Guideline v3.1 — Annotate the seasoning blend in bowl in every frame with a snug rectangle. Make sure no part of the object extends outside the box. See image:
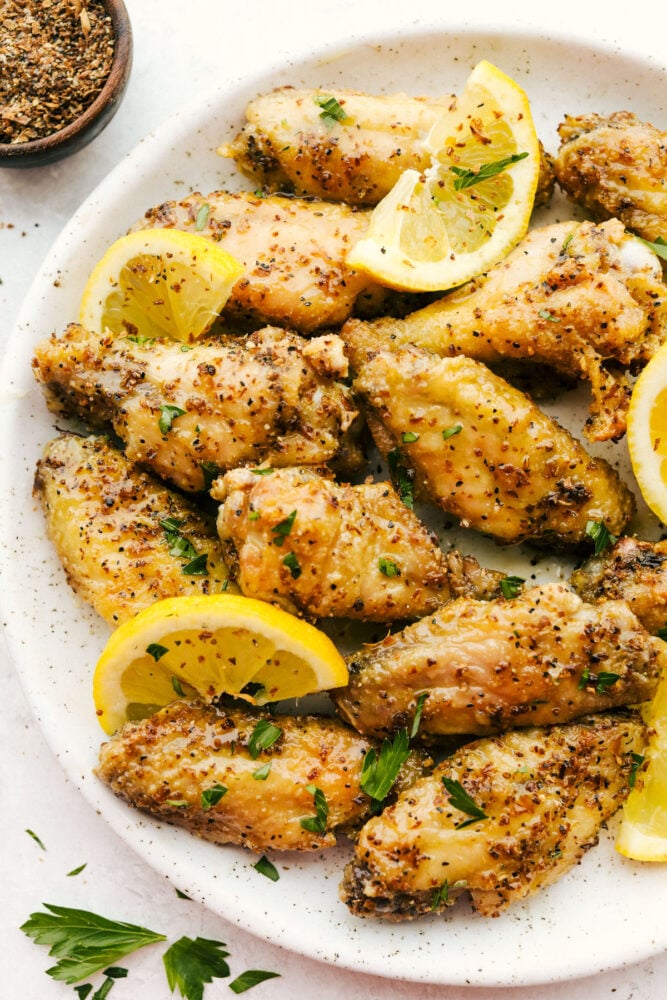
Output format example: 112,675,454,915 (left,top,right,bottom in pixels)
0,0,133,167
